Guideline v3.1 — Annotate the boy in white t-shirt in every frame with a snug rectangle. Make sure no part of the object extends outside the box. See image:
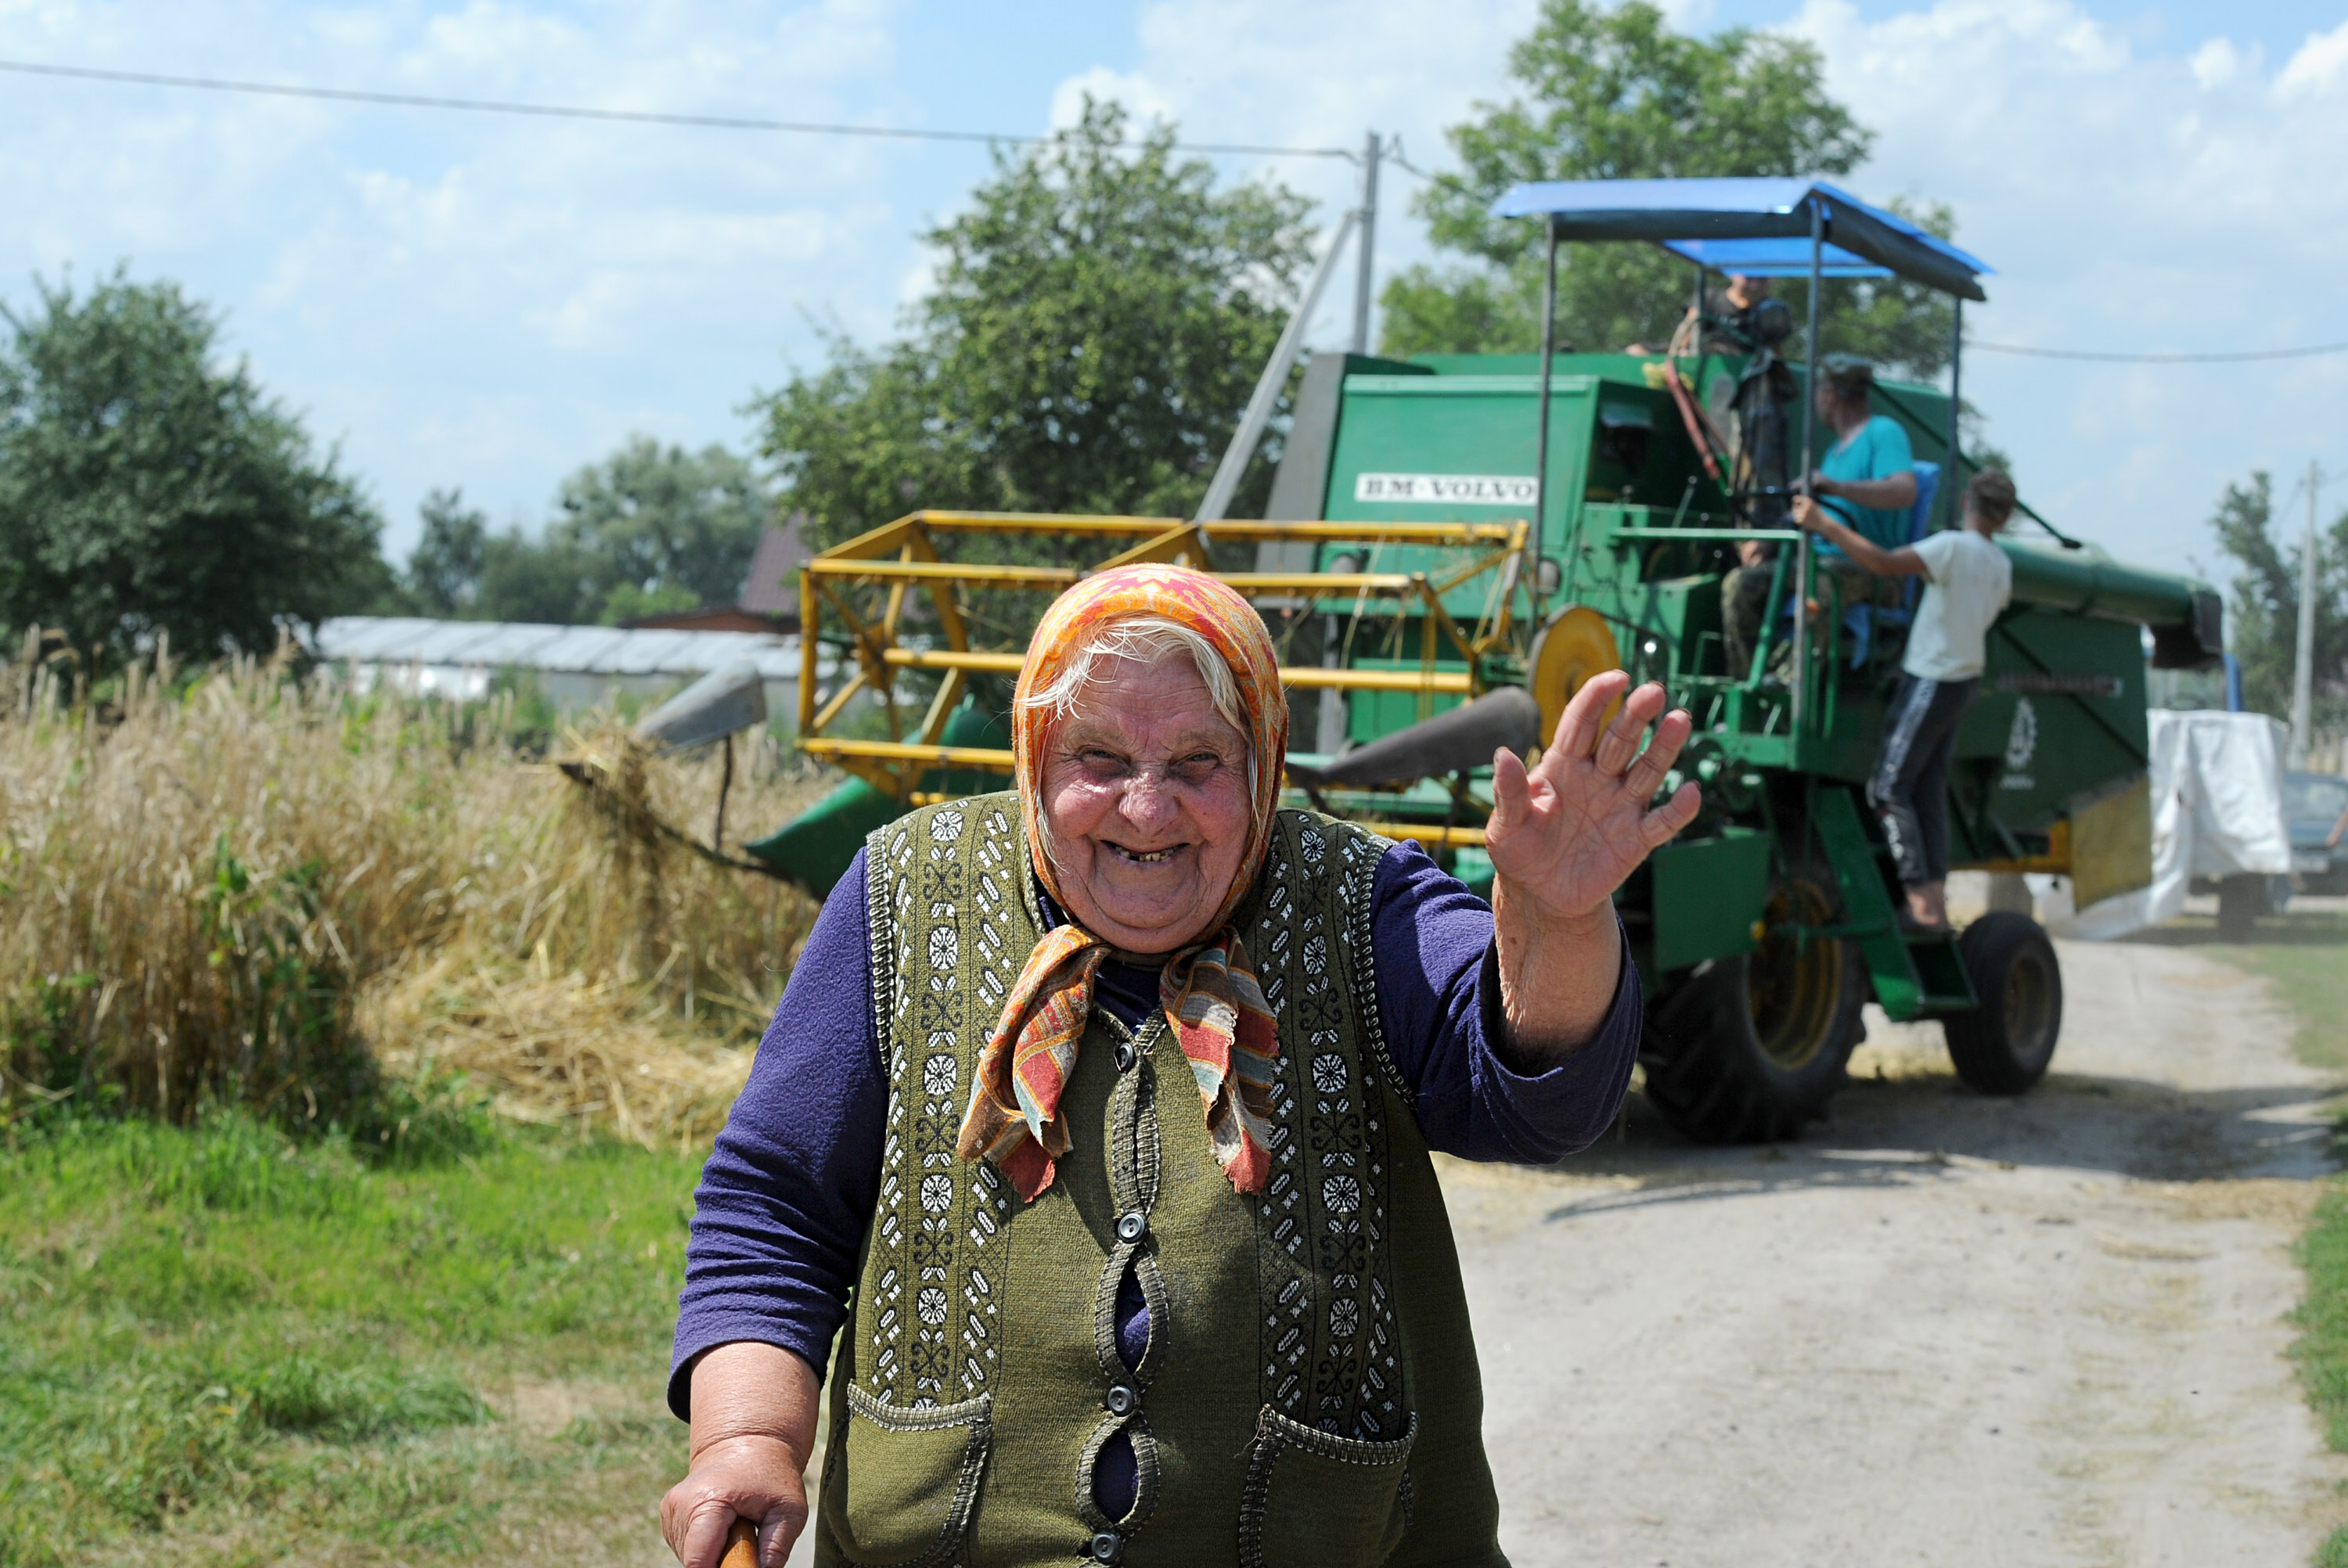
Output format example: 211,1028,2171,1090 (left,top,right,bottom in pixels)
1793,469,2017,932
